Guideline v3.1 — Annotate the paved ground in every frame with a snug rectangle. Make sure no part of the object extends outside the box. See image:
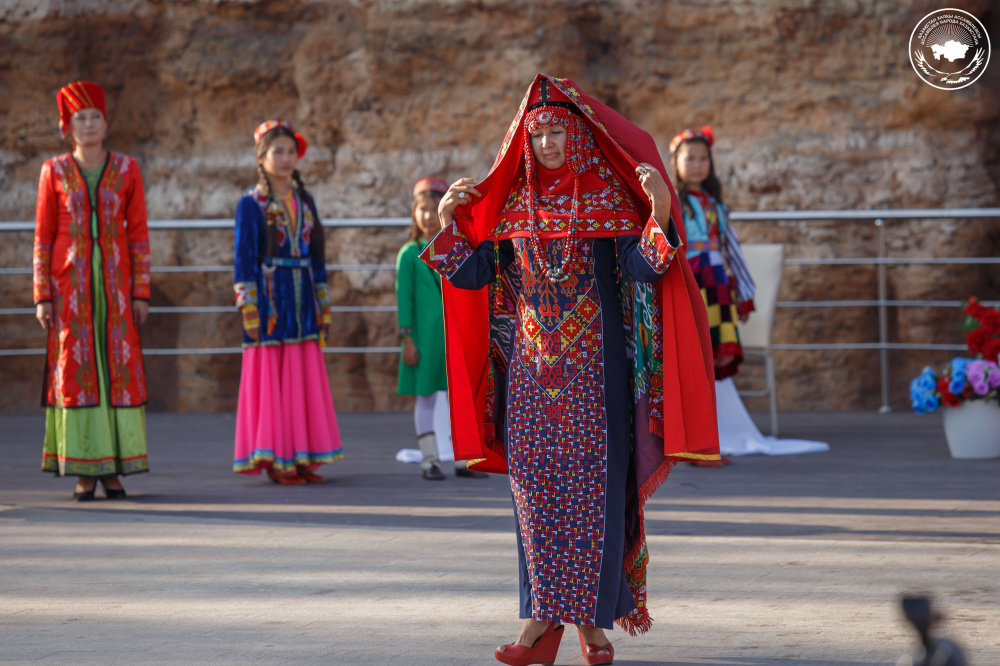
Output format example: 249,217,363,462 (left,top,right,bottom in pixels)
0,411,998,665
